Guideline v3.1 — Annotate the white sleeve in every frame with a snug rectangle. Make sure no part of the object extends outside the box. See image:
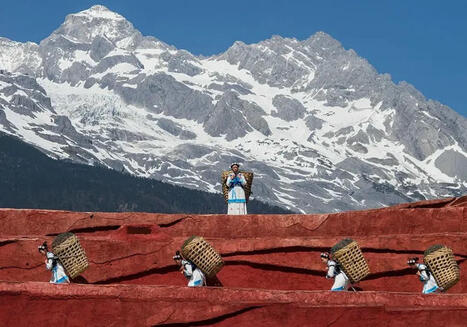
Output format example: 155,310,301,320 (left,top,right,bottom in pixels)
238,173,247,186
416,264,430,281
46,252,54,270
226,174,233,186
182,260,193,277
326,261,336,278
419,270,430,281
